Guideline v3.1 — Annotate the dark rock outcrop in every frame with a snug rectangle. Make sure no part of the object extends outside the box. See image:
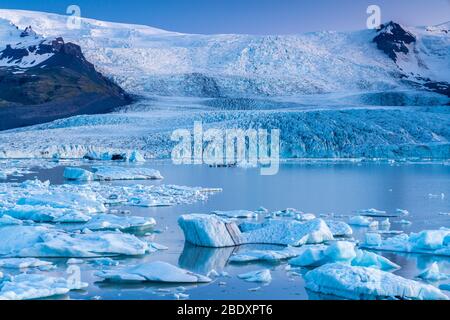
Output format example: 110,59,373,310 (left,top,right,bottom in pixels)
0,30,132,131
373,22,416,62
